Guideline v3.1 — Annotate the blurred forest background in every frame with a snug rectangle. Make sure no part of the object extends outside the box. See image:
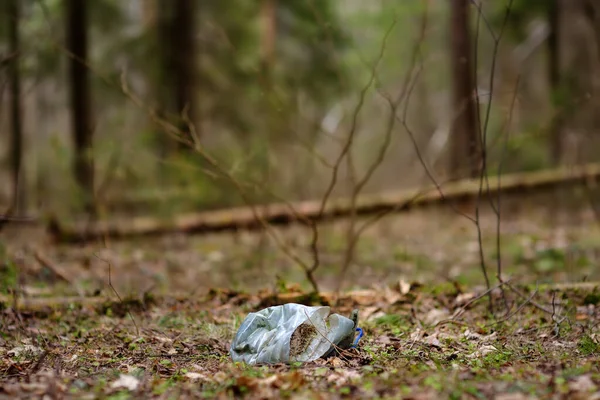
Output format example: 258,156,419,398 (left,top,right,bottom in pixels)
5,3,600,397
2,0,600,220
